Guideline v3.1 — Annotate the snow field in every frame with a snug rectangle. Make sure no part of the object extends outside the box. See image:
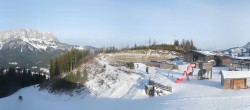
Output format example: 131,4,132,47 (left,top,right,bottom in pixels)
2,54,250,110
